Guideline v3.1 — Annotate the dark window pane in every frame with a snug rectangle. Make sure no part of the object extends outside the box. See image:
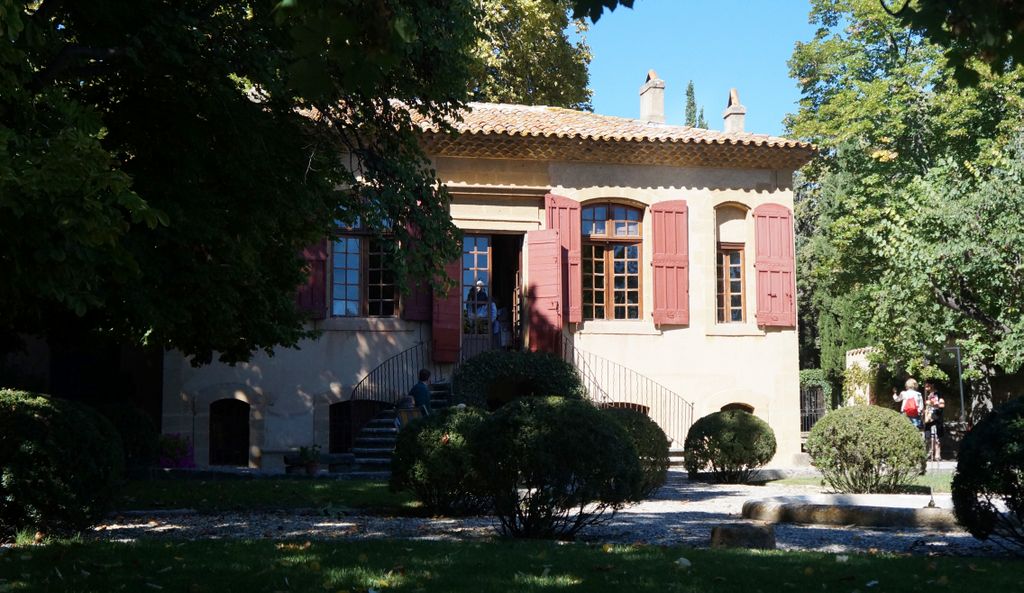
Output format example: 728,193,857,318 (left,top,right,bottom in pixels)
627,291,638,304
595,206,607,219
614,261,625,274
627,307,639,319
595,306,605,318
731,309,743,322
627,276,638,289
730,266,741,279
595,277,604,289
731,294,742,308
627,261,638,274
614,306,626,319
627,245,638,258
729,251,740,265
614,277,625,289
